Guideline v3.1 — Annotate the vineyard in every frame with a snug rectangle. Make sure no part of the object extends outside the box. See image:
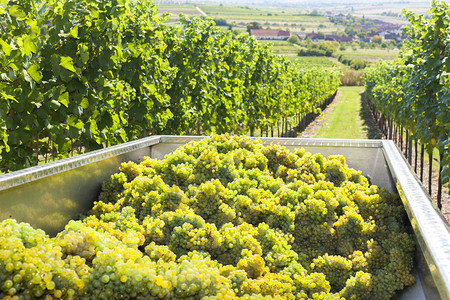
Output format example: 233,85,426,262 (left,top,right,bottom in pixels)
364,0,450,203
0,0,340,172
1,0,450,299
